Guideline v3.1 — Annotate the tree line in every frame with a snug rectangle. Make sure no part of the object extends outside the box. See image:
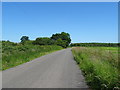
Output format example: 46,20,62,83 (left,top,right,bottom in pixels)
20,32,71,48
70,43,119,47
2,31,119,48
